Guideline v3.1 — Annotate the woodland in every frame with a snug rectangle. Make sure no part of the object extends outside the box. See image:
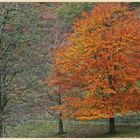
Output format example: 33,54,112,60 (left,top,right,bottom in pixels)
0,2,140,138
